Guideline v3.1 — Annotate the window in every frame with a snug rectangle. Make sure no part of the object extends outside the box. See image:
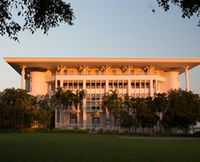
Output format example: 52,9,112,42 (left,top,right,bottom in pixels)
96,94,100,100
52,71,55,76
114,80,118,88
92,117,100,126
86,80,90,89
130,70,134,75
115,117,121,126
91,94,95,100
91,80,95,89
101,80,105,88
136,81,140,88
124,80,128,88
64,70,68,75
131,81,135,88
63,80,68,89
70,114,77,124
74,80,78,89
57,80,60,88
146,82,150,88
51,82,55,91
79,80,83,89
112,70,117,75
96,80,101,88
119,80,123,89
141,81,145,88
69,80,73,89
70,70,73,75
95,70,100,75
109,80,113,89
